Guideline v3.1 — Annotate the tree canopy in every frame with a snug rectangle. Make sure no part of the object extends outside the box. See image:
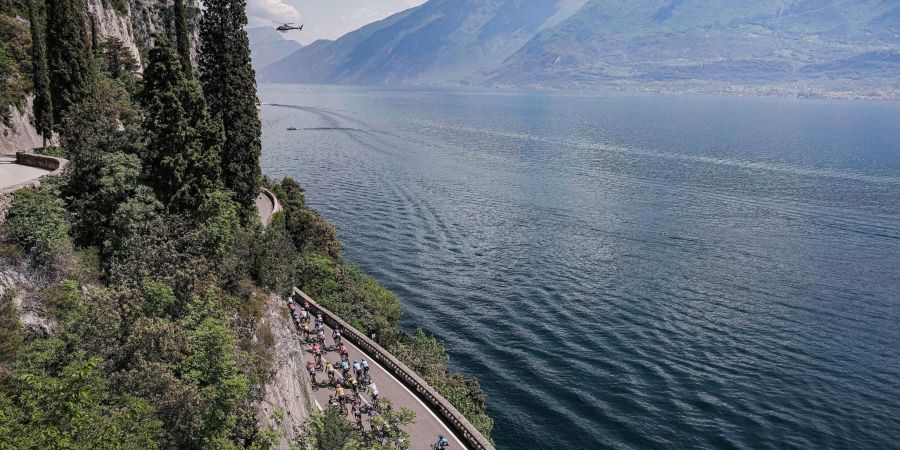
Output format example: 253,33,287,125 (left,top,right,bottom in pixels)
198,0,262,214
45,0,94,126
140,38,223,212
